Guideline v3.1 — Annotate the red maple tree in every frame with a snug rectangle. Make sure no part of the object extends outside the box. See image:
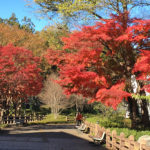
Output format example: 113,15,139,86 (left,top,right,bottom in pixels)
46,13,150,126
0,44,43,104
